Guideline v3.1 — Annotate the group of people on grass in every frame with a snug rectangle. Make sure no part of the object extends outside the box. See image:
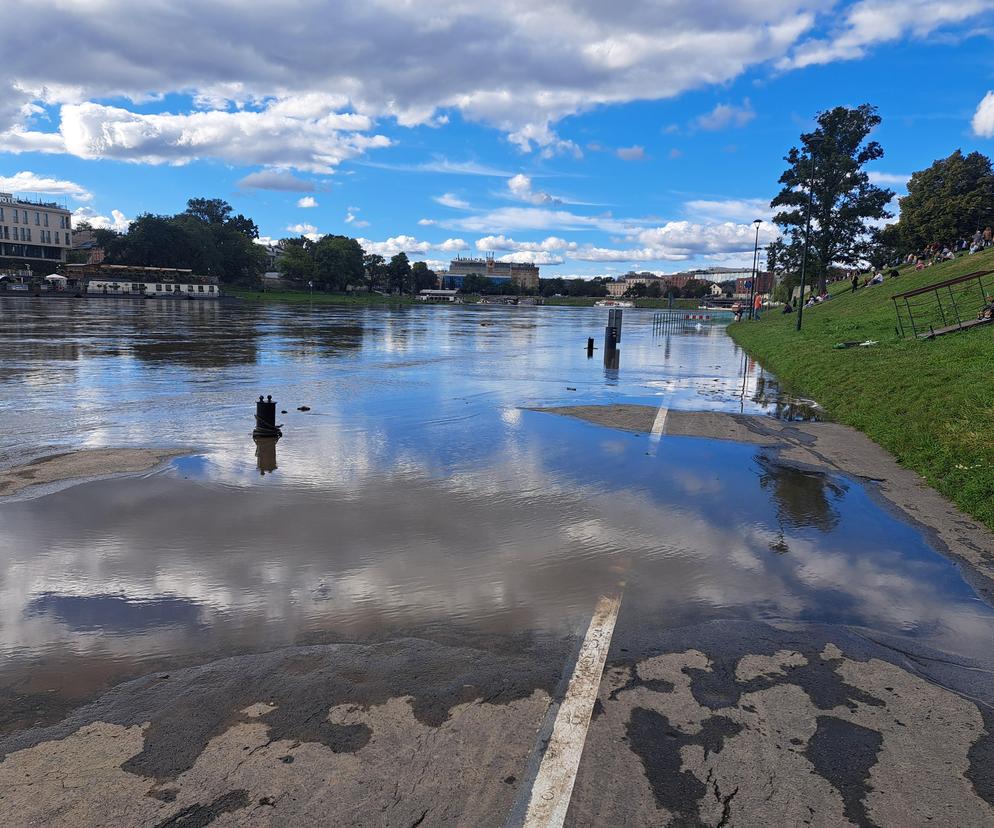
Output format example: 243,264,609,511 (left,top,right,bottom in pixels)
903,228,993,270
